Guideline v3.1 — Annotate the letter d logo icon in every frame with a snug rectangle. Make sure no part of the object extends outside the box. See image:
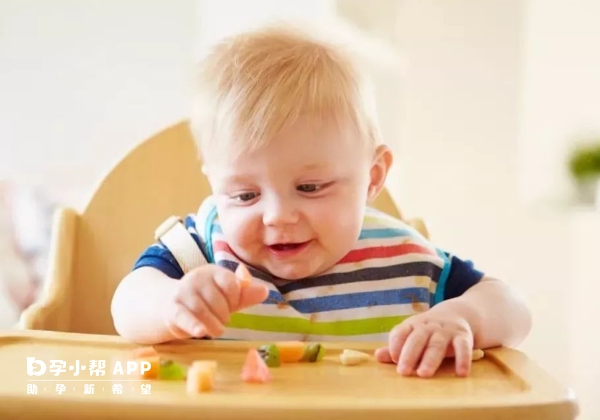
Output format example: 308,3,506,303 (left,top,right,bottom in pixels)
26,357,46,376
